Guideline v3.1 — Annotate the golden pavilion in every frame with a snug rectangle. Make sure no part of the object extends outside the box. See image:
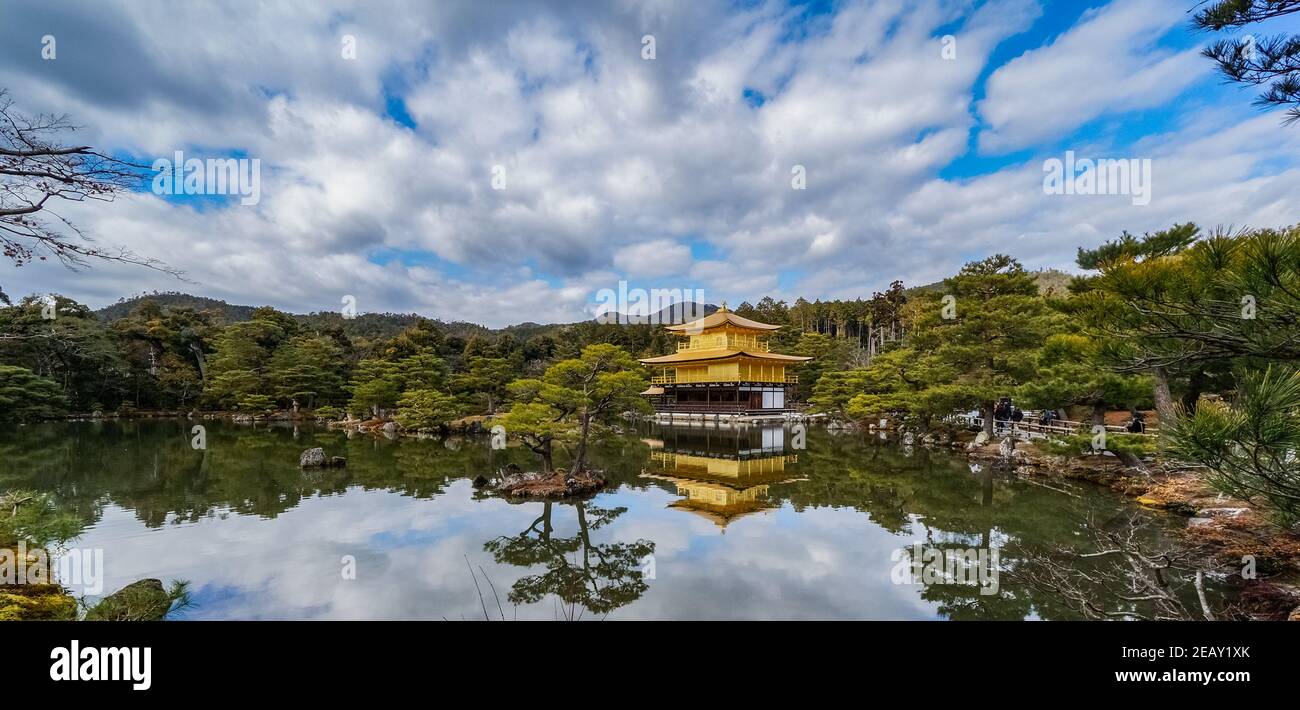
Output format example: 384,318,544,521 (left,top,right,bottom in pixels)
638,304,811,413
